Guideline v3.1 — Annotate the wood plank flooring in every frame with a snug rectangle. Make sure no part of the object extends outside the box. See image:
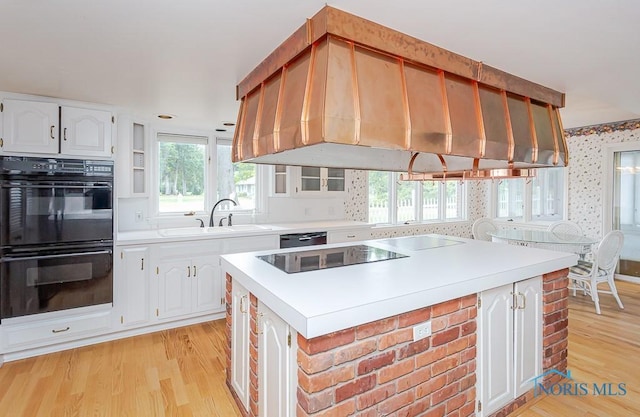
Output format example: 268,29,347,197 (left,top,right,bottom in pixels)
0,281,638,416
